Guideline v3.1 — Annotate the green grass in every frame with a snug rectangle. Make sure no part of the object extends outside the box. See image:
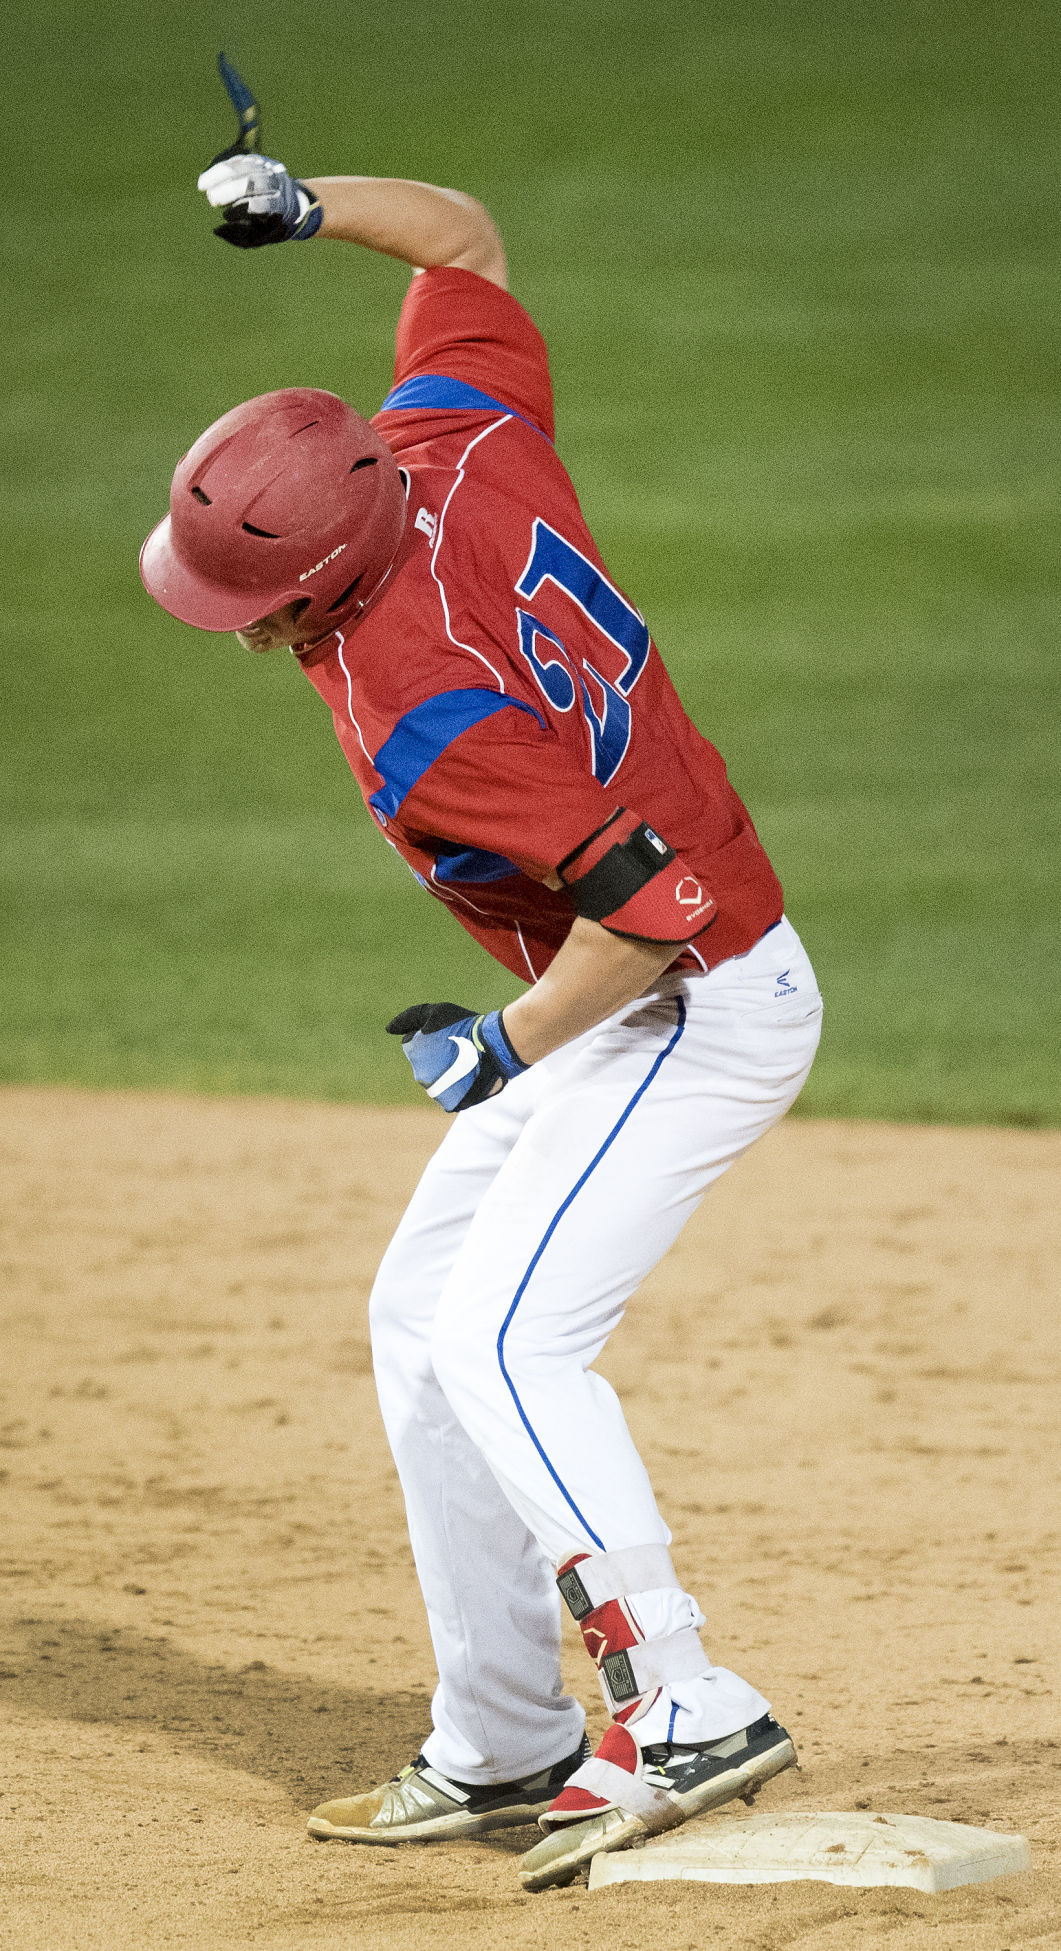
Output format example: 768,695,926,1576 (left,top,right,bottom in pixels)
3,0,1058,1121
